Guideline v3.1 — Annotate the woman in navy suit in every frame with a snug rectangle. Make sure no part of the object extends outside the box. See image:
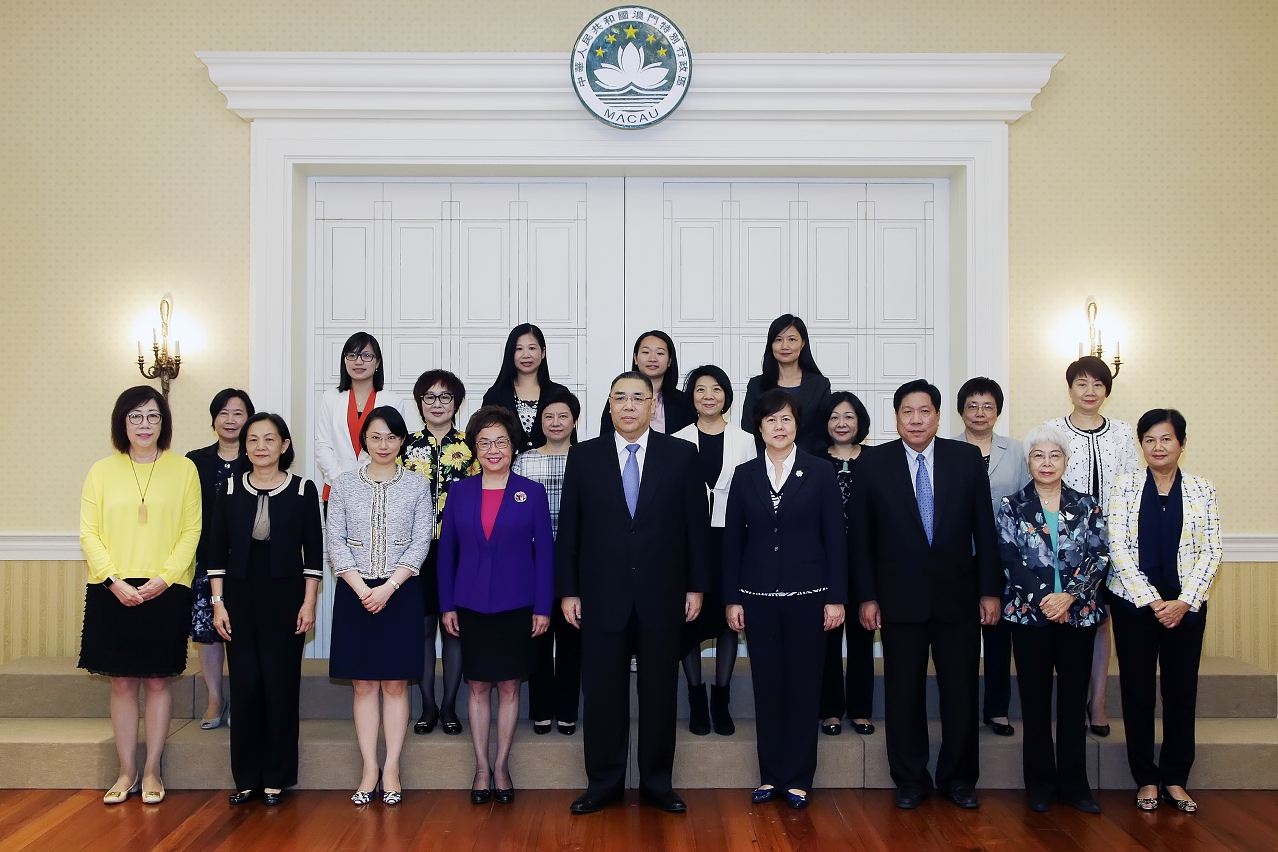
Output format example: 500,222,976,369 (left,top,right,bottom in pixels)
438,405,555,806
723,388,847,809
